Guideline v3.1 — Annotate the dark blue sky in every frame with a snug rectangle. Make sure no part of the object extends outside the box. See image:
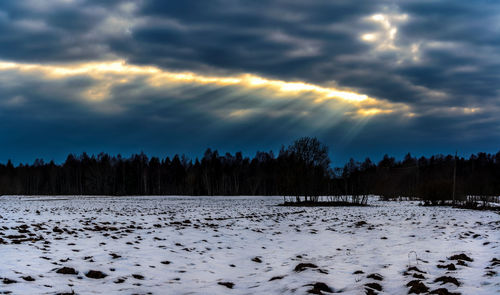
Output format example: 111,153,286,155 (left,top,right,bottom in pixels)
0,0,499,166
